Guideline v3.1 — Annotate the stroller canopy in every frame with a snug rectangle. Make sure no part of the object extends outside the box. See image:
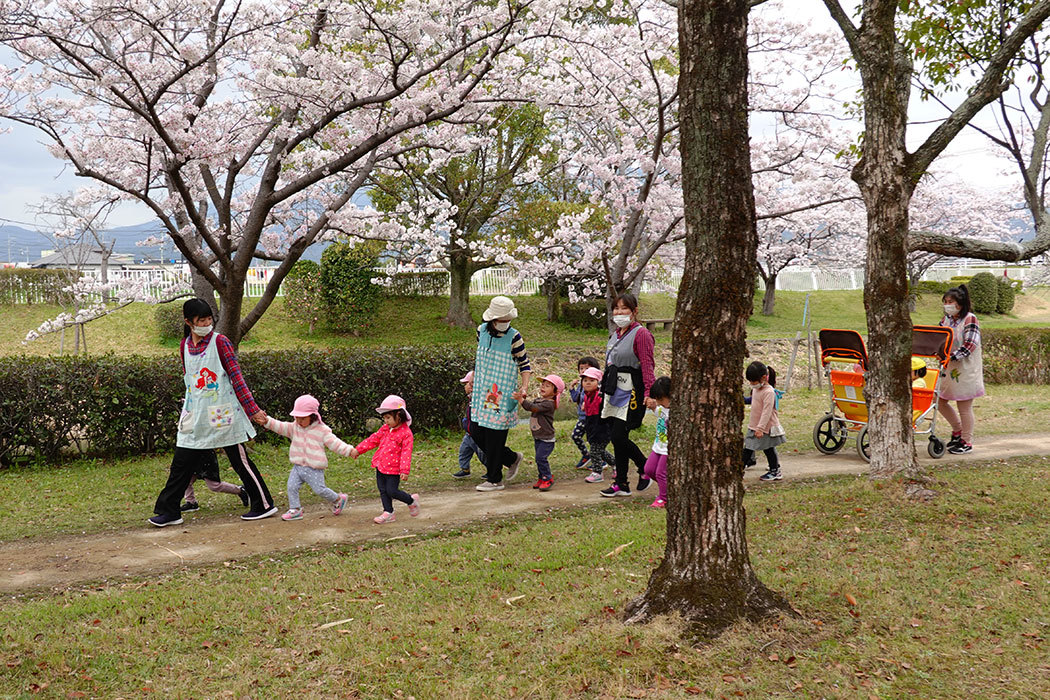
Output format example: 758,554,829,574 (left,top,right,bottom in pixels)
912,325,953,365
819,329,868,370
